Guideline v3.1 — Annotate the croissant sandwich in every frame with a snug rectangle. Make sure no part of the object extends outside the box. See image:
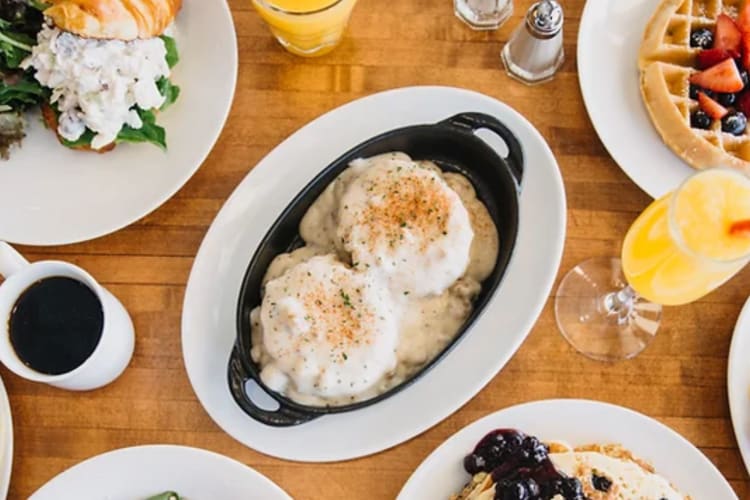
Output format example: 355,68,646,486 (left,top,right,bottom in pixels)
19,0,183,152
44,0,182,40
